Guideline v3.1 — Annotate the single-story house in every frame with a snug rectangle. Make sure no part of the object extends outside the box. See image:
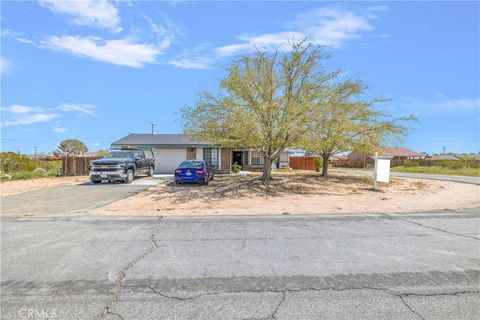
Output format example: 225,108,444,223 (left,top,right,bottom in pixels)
347,147,424,162
428,154,459,161
331,155,348,161
111,133,291,174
